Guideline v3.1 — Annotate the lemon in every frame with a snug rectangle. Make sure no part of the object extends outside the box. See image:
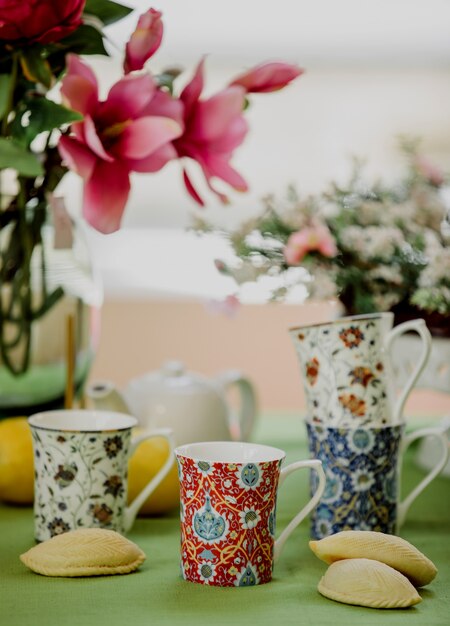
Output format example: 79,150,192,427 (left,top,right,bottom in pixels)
0,417,34,504
127,434,179,515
